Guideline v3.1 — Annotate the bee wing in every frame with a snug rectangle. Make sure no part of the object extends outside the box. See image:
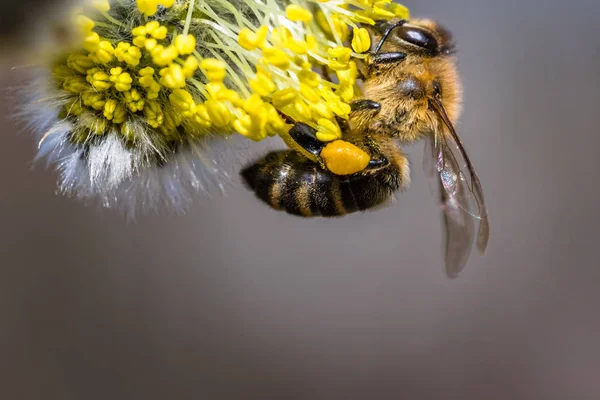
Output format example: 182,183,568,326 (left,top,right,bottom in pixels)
423,102,490,277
